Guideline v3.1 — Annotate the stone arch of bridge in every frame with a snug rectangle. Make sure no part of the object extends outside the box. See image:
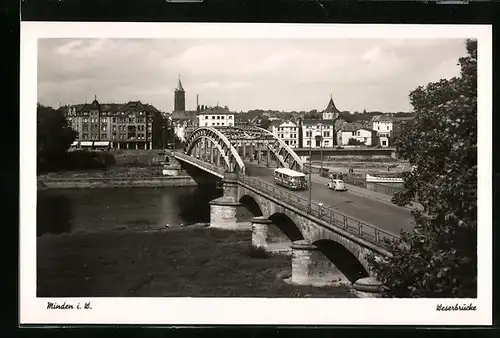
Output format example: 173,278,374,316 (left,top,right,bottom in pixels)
184,127,246,174
268,213,305,242
312,239,370,283
304,224,374,274
239,195,263,218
